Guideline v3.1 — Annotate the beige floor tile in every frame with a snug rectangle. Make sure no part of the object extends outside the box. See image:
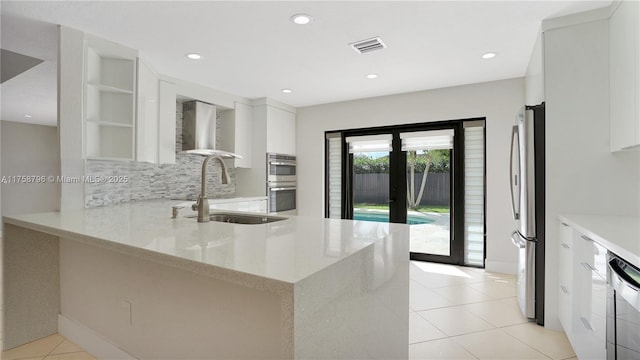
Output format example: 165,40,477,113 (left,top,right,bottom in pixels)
410,271,470,289
1,334,64,360
467,280,516,299
453,328,549,359
410,281,453,311
418,307,495,336
431,284,494,305
409,338,478,360
44,352,96,360
49,340,85,355
460,297,529,327
409,313,447,344
503,322,576,360
461,268,516,284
